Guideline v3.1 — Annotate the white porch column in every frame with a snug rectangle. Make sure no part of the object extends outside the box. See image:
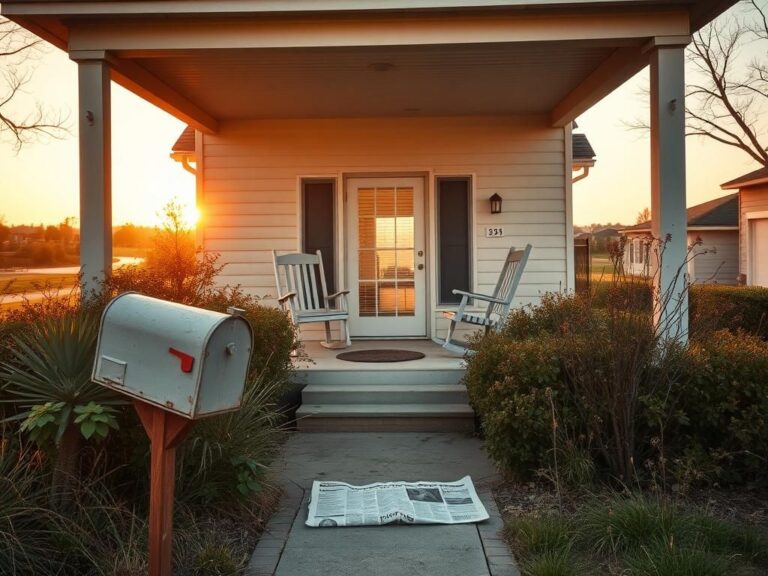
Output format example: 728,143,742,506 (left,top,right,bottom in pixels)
649,44,688,341
76,58,112,296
